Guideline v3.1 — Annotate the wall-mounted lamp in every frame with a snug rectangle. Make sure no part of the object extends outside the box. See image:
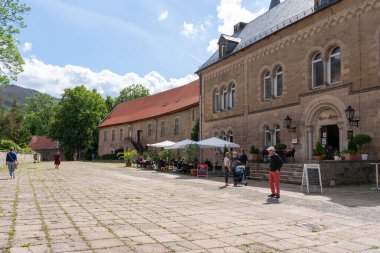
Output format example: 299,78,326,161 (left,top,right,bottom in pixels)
345,105,360,127
284,115,296,132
